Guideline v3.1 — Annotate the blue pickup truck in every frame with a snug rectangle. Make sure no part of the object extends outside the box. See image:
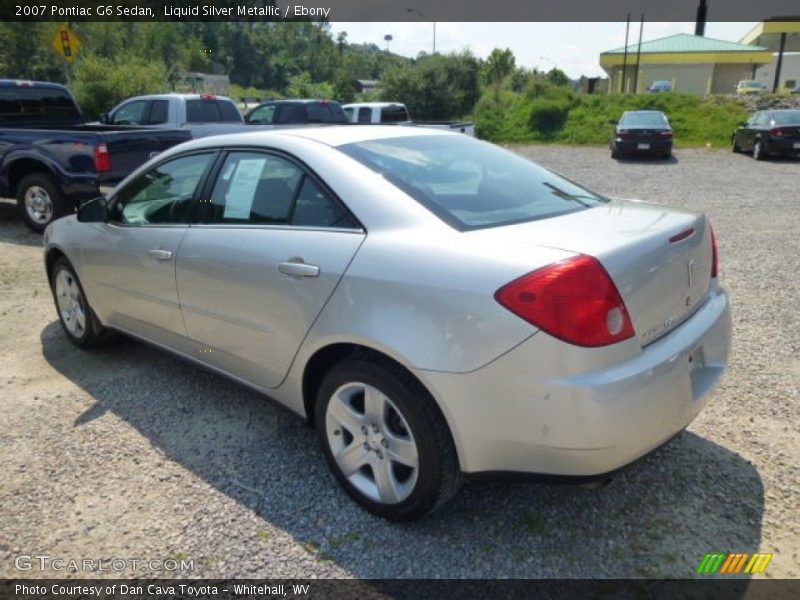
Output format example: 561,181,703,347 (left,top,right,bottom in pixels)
0,80,191,231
